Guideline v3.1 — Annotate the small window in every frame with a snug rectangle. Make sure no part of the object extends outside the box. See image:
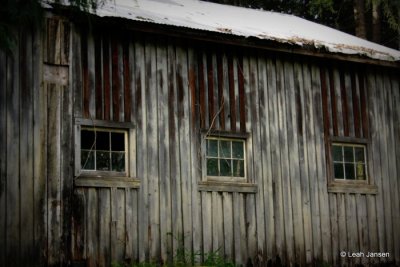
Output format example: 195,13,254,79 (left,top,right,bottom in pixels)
205,136,246,181
332,143,367,180
80,128,128,173
74,118,139,188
